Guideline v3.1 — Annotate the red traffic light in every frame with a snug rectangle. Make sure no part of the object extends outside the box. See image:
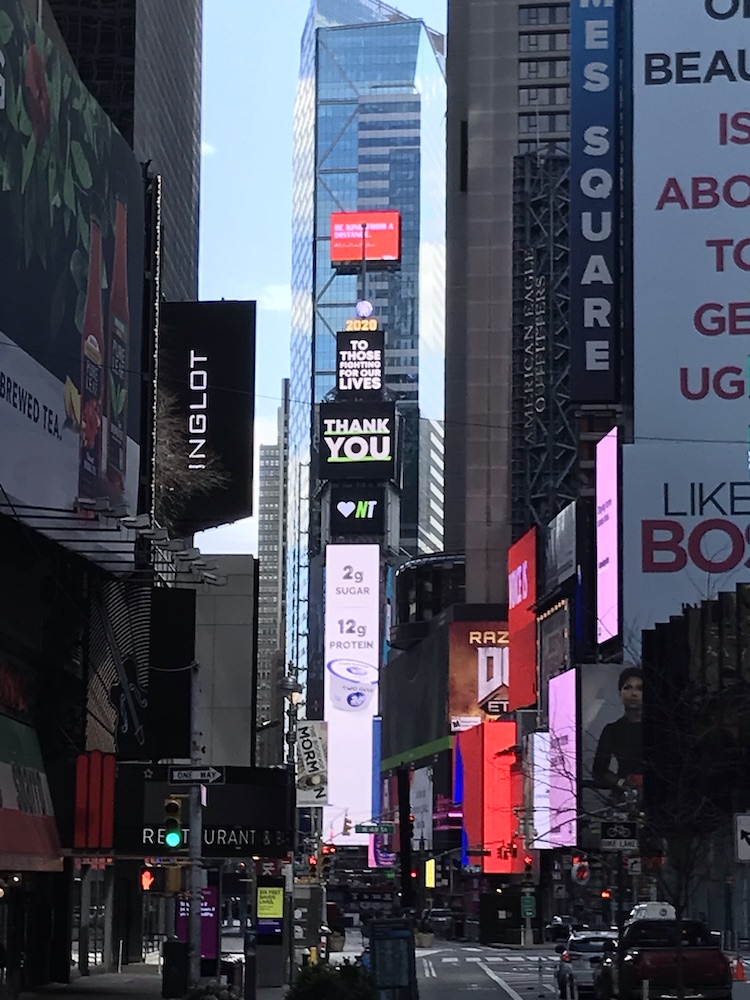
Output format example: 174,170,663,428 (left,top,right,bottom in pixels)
322,844,336,855
601,889,612,900
308,854,318,866
523,855,533,867
410,870,418,879
140,868,155,892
